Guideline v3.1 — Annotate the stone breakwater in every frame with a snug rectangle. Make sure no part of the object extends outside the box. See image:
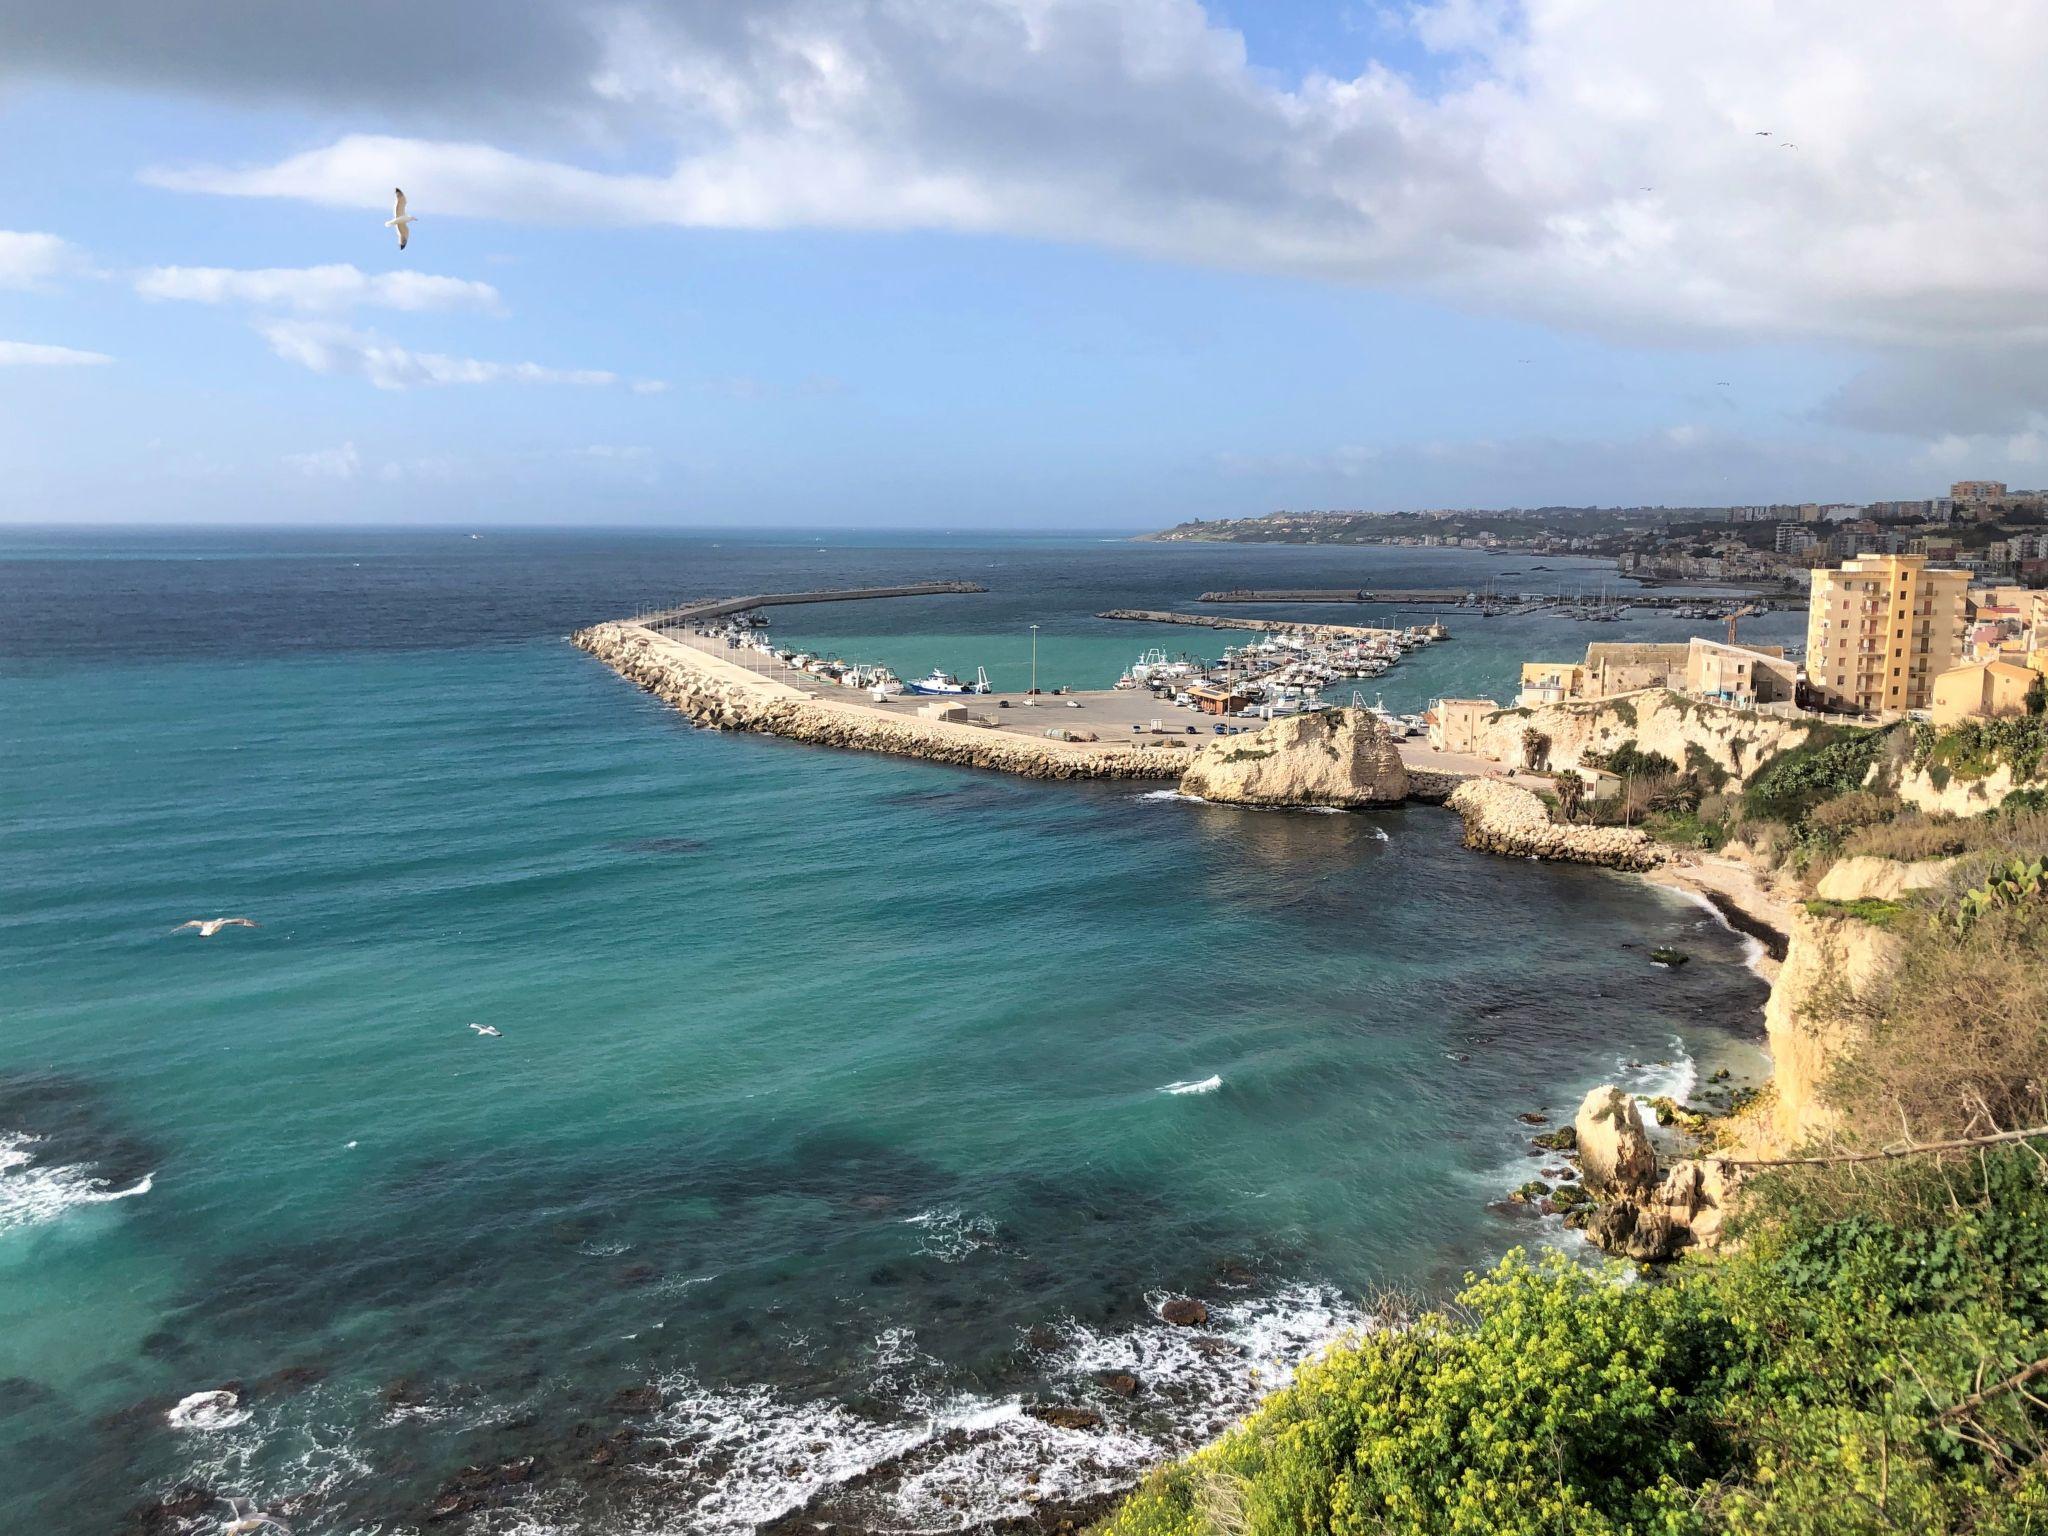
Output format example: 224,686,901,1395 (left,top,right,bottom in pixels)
1096,609,1394,641
575,623,1188,781
1446,779,1666,872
